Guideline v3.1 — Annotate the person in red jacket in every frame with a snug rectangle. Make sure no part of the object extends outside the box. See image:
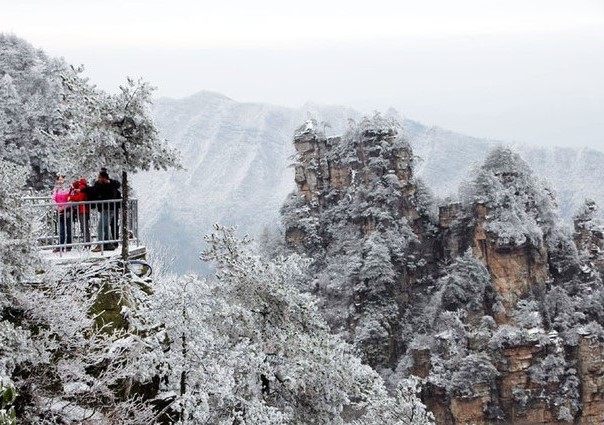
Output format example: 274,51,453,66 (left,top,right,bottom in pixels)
69,179,91,246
